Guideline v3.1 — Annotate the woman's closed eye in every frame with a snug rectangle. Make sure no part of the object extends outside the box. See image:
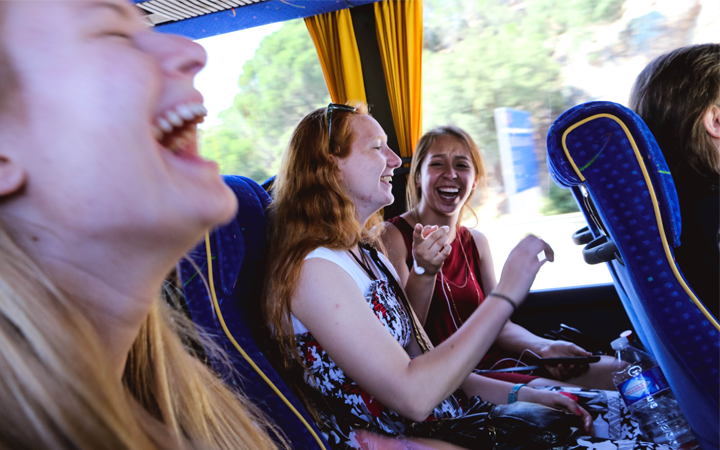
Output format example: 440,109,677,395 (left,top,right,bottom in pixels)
103,31,133,43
